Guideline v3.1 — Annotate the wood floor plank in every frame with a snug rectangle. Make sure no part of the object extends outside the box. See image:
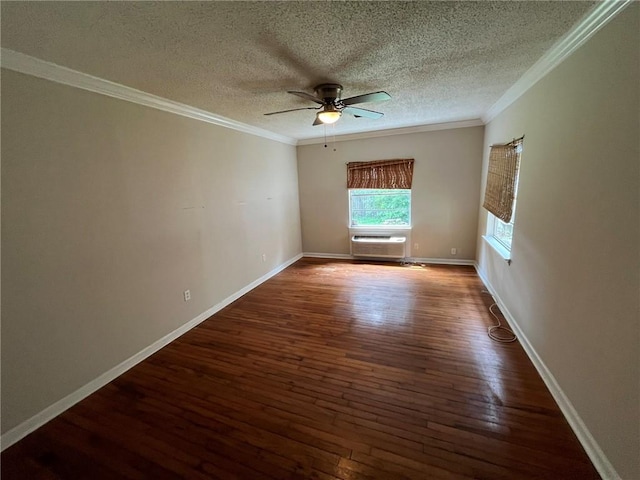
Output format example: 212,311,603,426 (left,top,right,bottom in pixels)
1,259,600,479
